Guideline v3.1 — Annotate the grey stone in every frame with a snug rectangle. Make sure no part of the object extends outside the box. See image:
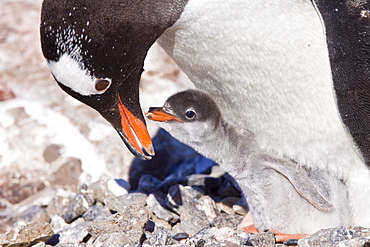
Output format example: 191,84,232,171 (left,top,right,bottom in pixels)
164,185,211,234
149,213,173,230
246,231,275,247
338,237,370,247
123,243,142,247
144,224,178,245
50,215,69,233
57,222,90,244
113,179,131,192
216,197,241,215
209,165,227,178
92,233,140,247
31,243,47,247
179,205,210,235
55,244,86,247
90,179,130,203
1,222,54,247
46,190,75,218
156,245,191,247
165,185,204,214
15,205,50,228
185,227,250,246
352,226,370,237
204,243,240,247
104,192,148,213
298,226,370,247
173,232,190,241
212,213,244,228
82,204,112,222
232,198,249,216
88,220,122,237
198,195,220,223
62,193,91,223
171,222,187,235
88,206,149,244
78,184,96,206
186,174,222,193
298,226,359,247
147,193,179,224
